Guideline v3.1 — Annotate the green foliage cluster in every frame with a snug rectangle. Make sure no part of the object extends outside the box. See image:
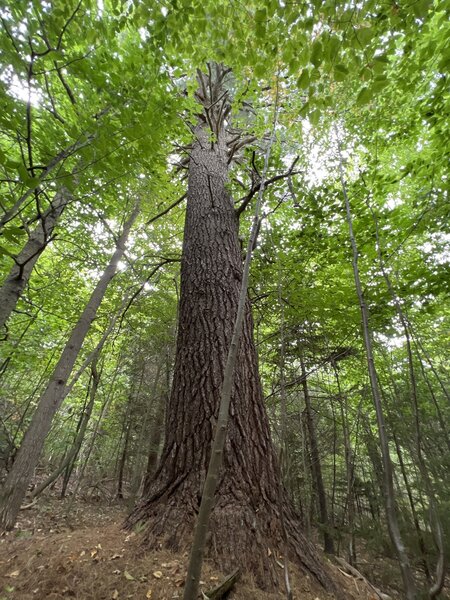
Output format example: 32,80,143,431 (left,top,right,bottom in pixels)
0,0,448,587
